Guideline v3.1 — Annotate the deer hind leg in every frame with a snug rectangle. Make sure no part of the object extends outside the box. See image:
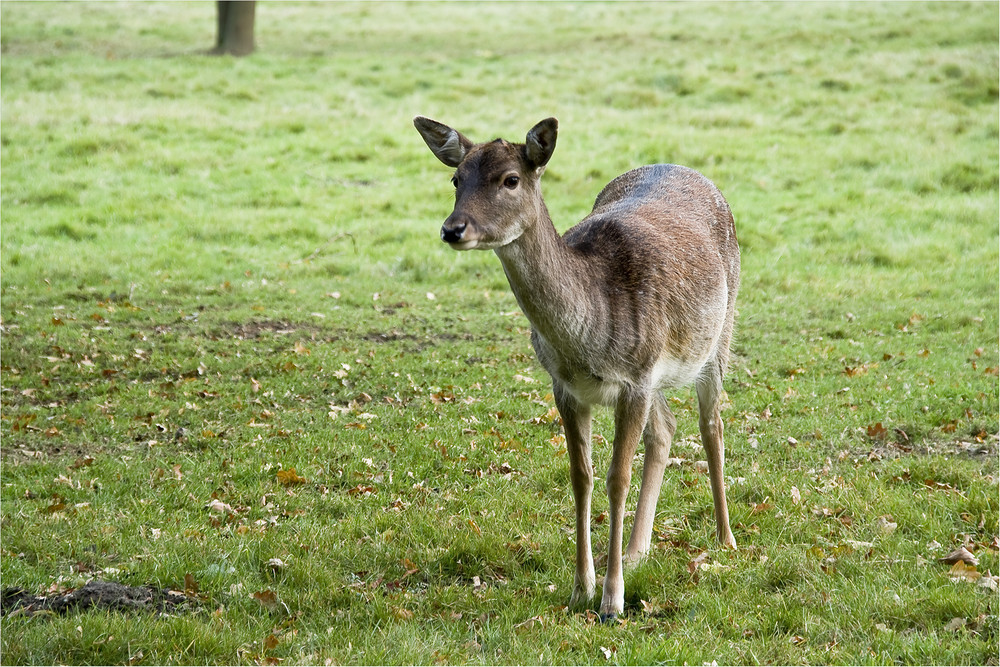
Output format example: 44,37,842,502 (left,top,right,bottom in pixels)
600,388,652,620
625,393,676,564
696,364,737,550
555,383,596,610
